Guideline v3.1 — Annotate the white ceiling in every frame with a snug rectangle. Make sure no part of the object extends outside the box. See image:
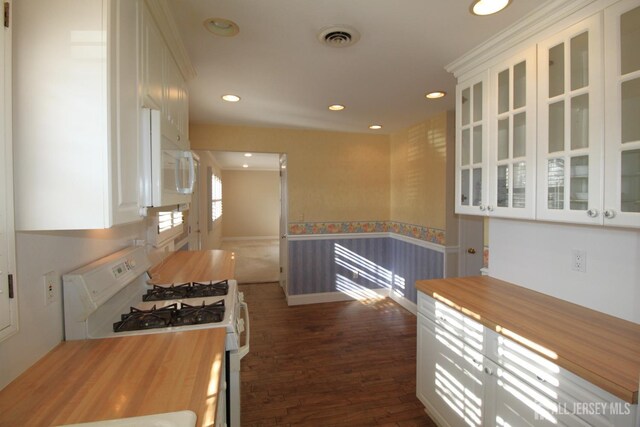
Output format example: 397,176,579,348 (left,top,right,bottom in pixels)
169,0,548,134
